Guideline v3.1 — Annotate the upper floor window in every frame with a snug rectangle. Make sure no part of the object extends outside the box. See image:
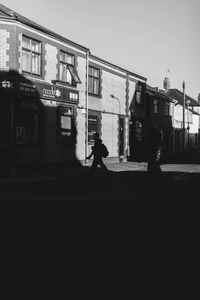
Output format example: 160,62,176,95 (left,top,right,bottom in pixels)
22,36,41,75
88,66,100,96
164,102,173,116
59,50,81,86
135,84,142,104
153,99,159,113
